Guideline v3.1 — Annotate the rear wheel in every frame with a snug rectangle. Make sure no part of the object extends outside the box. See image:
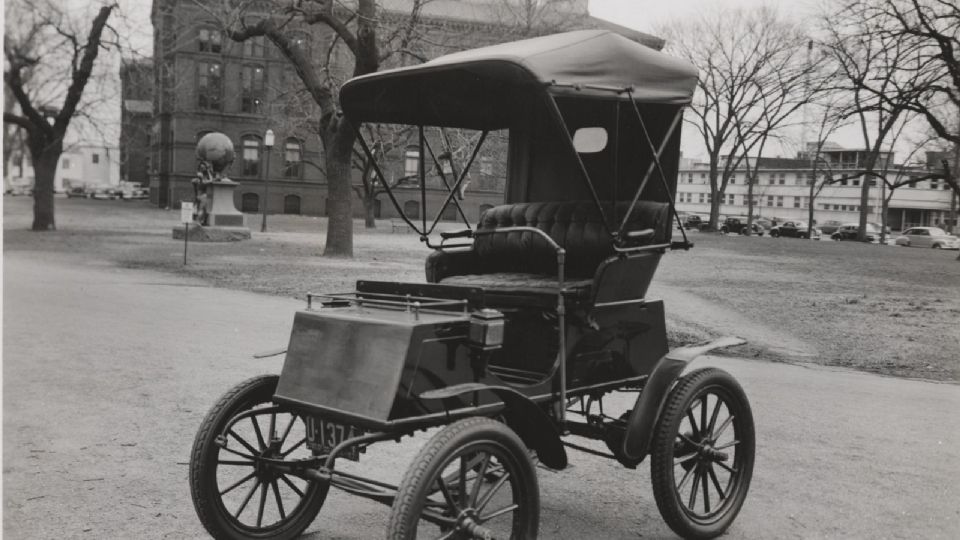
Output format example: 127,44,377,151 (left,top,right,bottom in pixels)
932,244,942,249
650,368,755,540
190,375,327,540
387,417,539,540
770,230,779,238
720,227,729,234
